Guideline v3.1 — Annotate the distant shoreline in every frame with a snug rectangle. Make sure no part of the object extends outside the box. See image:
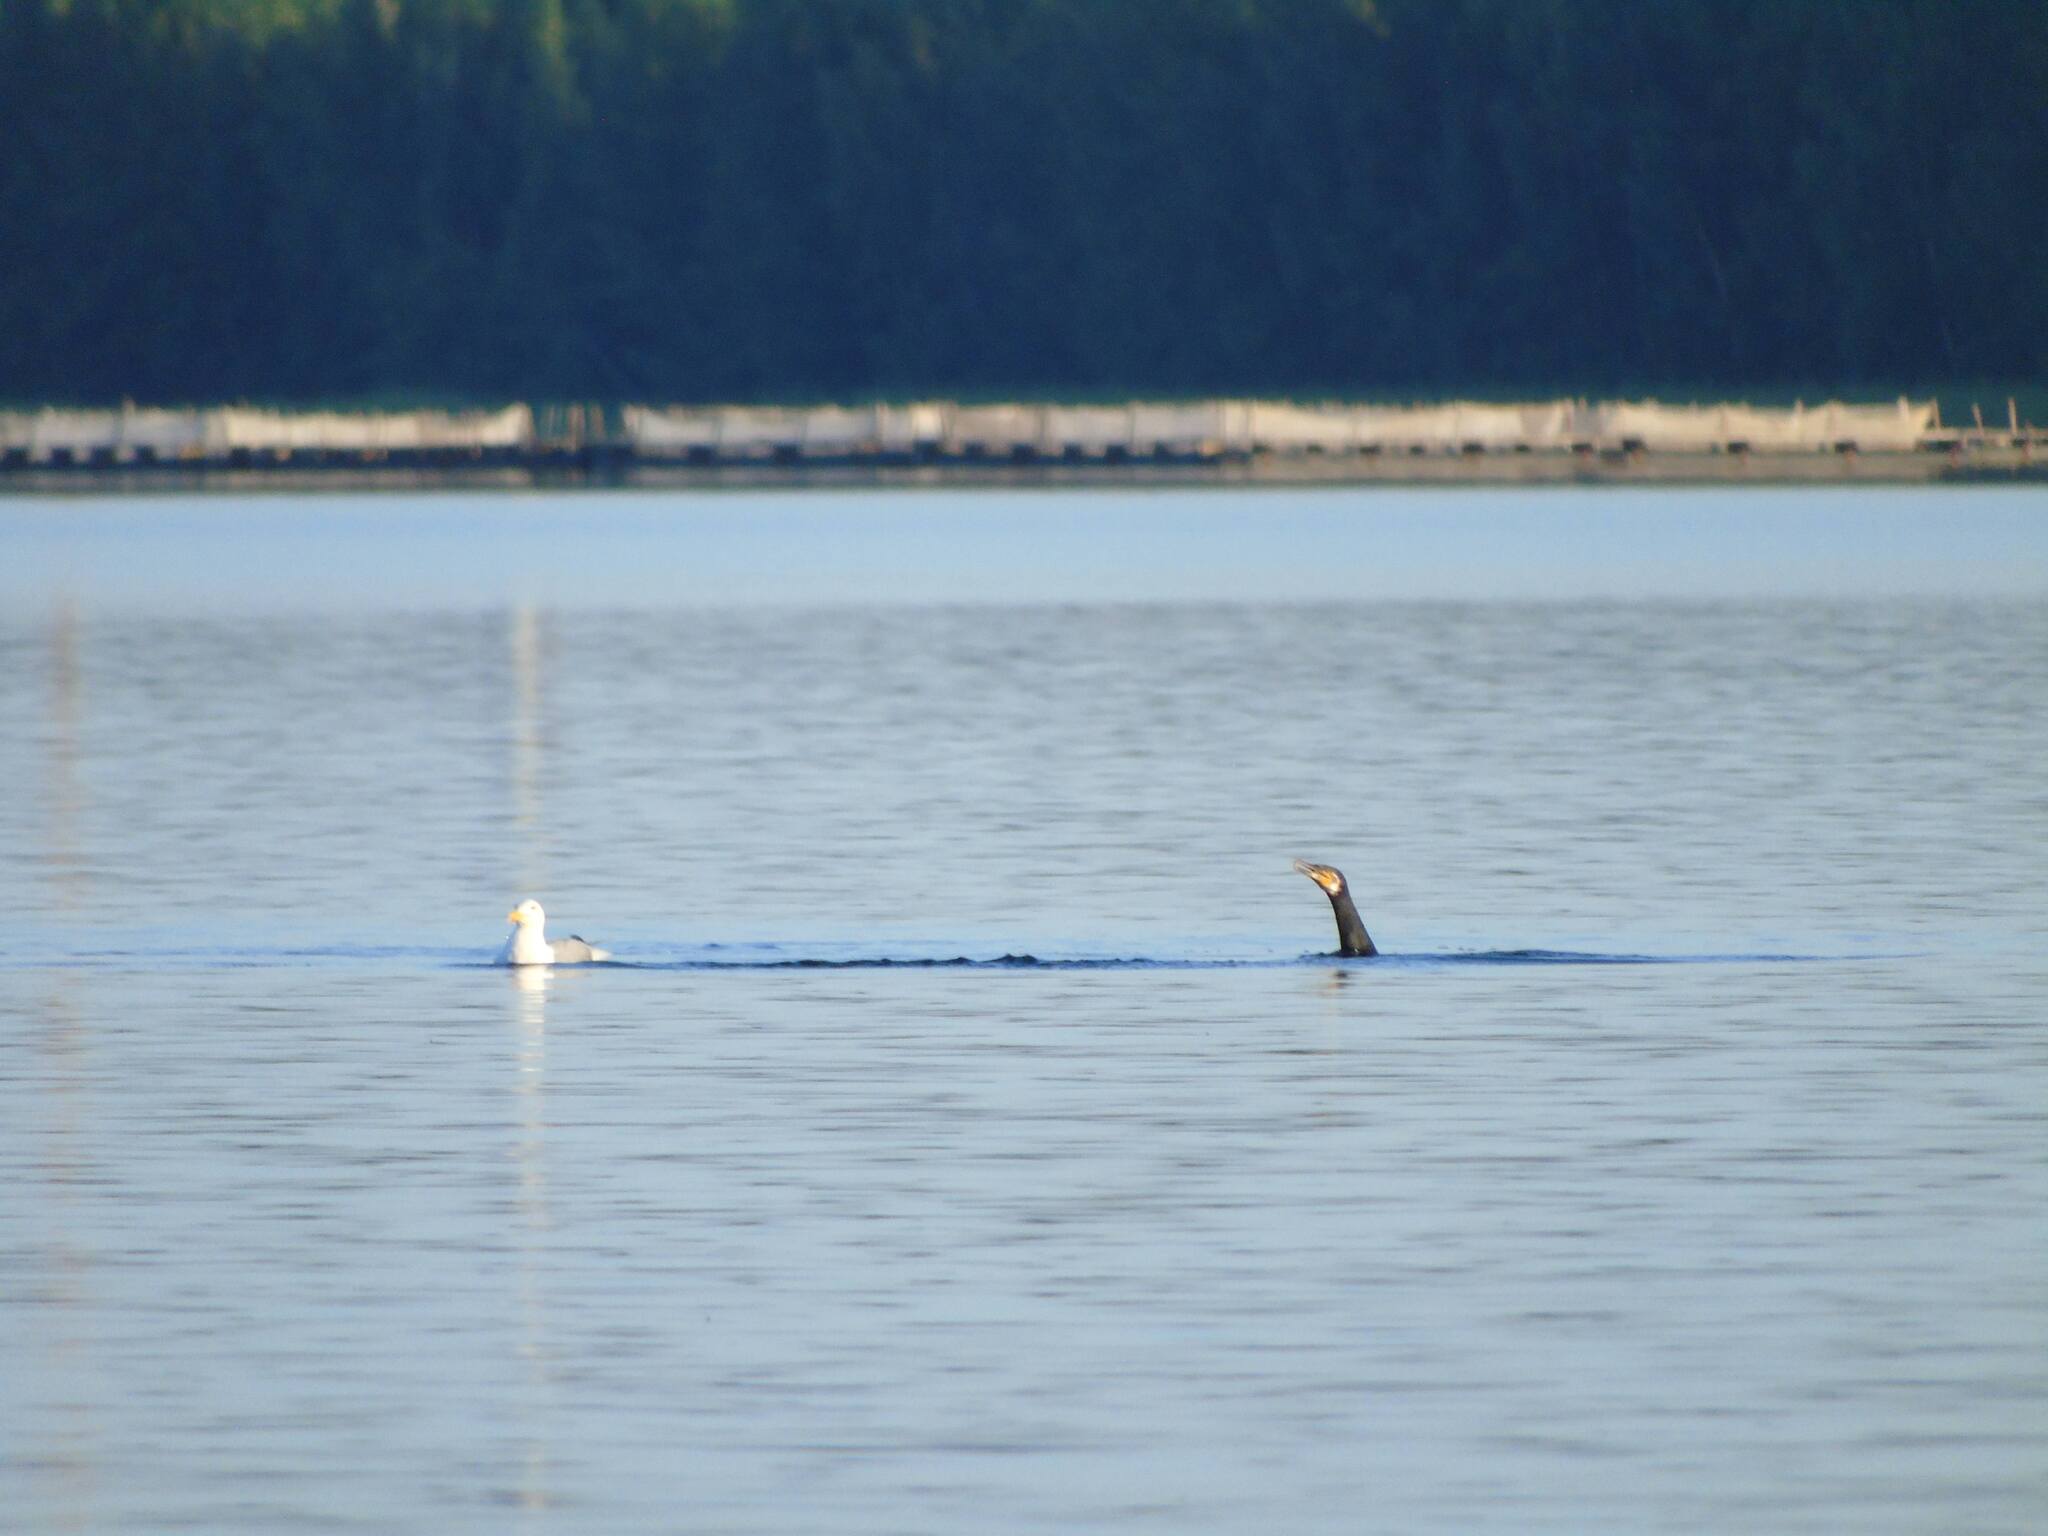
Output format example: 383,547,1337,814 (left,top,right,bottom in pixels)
4,397,2039,491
